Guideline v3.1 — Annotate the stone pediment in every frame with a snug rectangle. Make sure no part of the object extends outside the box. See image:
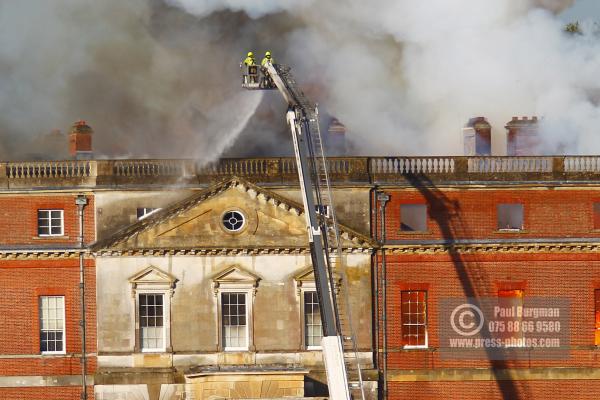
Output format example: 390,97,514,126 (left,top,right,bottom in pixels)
293,266,341,295
93,177,374,253
212,265,261,293
293,267,316,285
128,265,177,292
